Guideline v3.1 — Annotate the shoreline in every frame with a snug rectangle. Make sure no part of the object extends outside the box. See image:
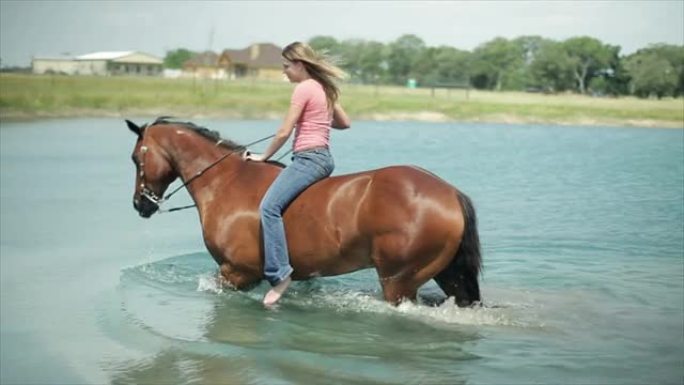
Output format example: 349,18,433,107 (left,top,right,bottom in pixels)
1,108,682,129
2,74,682,129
